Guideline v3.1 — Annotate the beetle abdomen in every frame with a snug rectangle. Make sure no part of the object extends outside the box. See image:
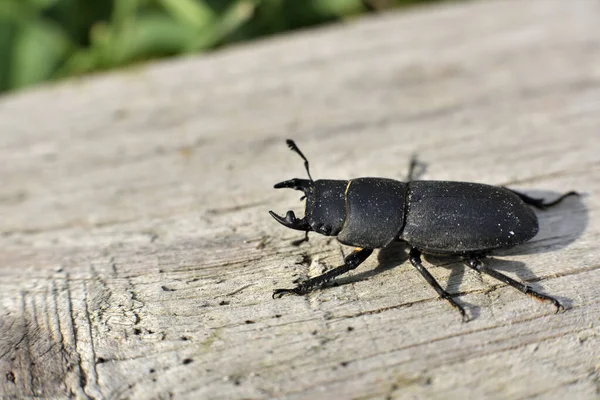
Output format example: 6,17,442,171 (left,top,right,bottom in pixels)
337,178,408,248
400,181,538,254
